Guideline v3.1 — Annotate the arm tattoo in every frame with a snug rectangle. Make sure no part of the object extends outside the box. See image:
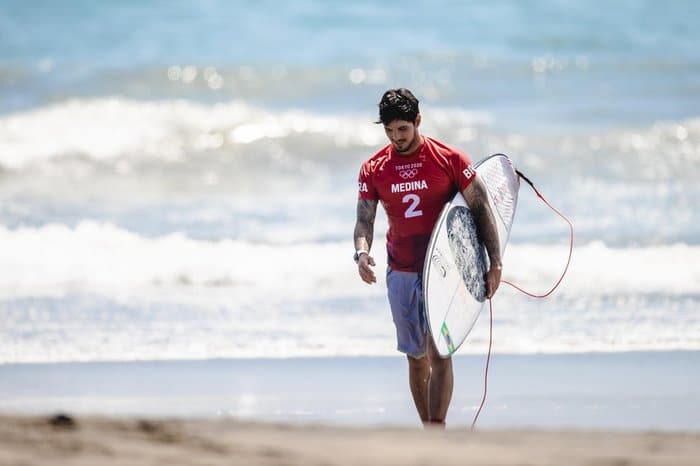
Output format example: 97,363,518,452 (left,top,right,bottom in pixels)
354,199,378,252
464,179,502,268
